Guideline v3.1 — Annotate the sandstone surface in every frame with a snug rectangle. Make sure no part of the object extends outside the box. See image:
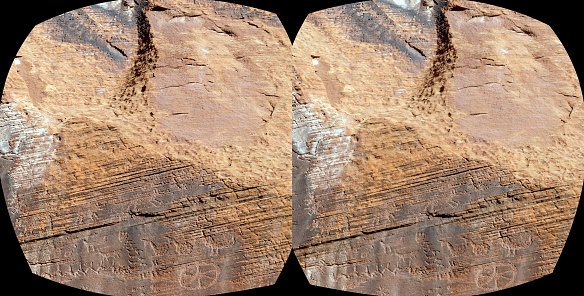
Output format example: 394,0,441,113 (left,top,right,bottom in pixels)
1,0,291,295
292,0,583,295
2,0,583,295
